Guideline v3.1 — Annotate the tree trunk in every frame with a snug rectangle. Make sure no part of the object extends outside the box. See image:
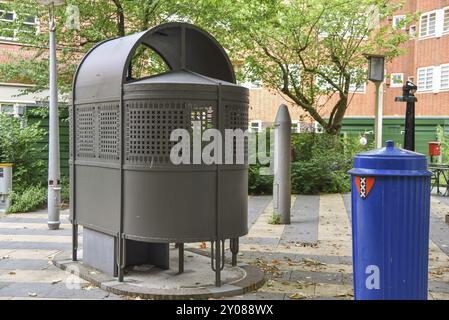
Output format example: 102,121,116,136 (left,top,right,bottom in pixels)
111,0,125,37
